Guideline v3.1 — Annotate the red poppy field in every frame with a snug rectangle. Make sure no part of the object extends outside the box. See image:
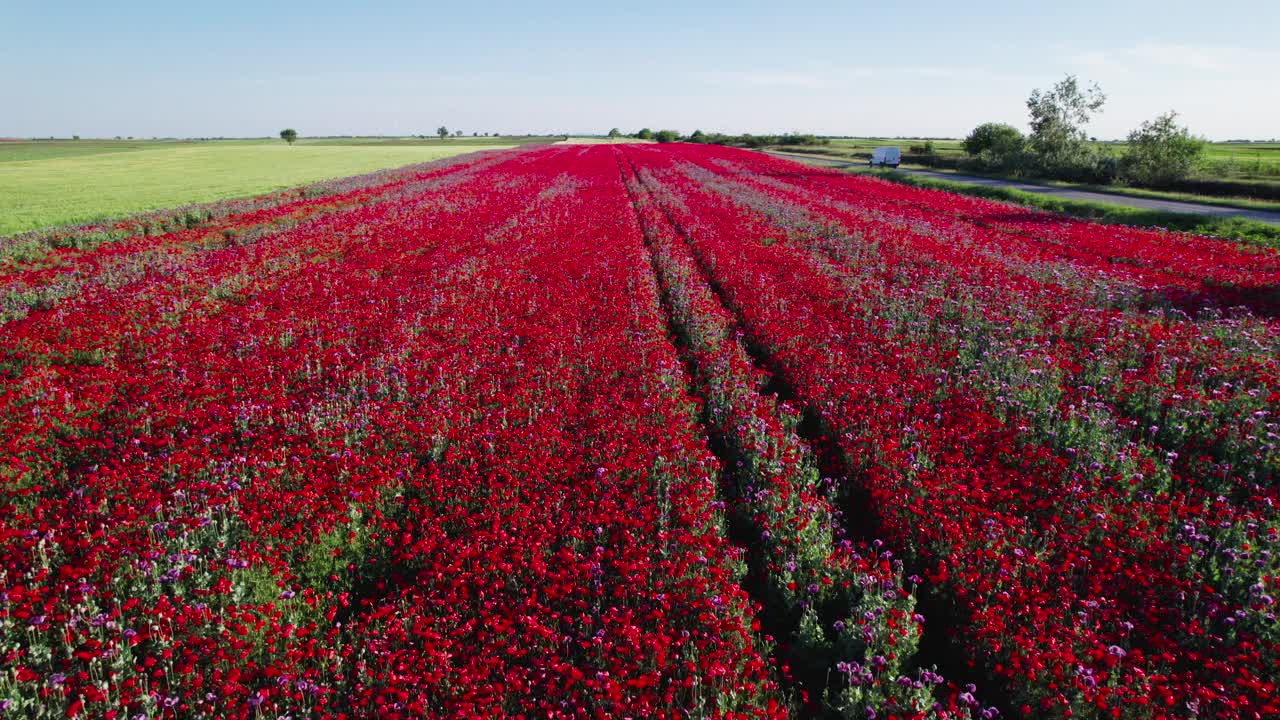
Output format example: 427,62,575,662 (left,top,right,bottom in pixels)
1,143,1277,719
